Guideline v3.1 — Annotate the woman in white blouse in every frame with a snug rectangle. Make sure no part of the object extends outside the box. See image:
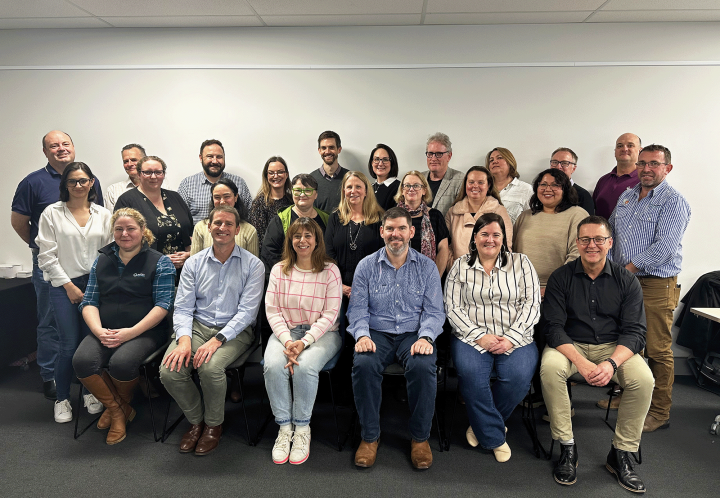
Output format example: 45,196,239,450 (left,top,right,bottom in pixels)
37,162,112,424
264,217,342,466
444,213,541,462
